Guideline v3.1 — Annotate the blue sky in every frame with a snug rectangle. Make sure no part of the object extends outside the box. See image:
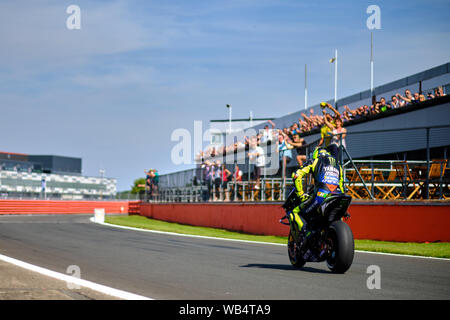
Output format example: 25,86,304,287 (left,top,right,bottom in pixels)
0,0,449,190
